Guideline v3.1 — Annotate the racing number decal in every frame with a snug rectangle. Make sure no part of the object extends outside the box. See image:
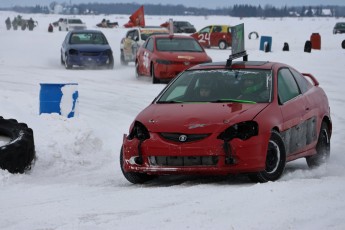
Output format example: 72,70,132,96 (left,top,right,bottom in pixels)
198,33,210,45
